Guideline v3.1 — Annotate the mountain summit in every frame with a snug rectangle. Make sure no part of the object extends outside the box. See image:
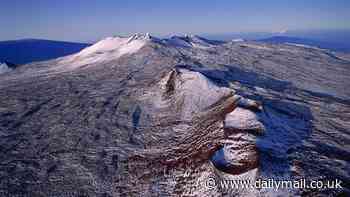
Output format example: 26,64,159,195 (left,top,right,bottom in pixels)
58,33,160,69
